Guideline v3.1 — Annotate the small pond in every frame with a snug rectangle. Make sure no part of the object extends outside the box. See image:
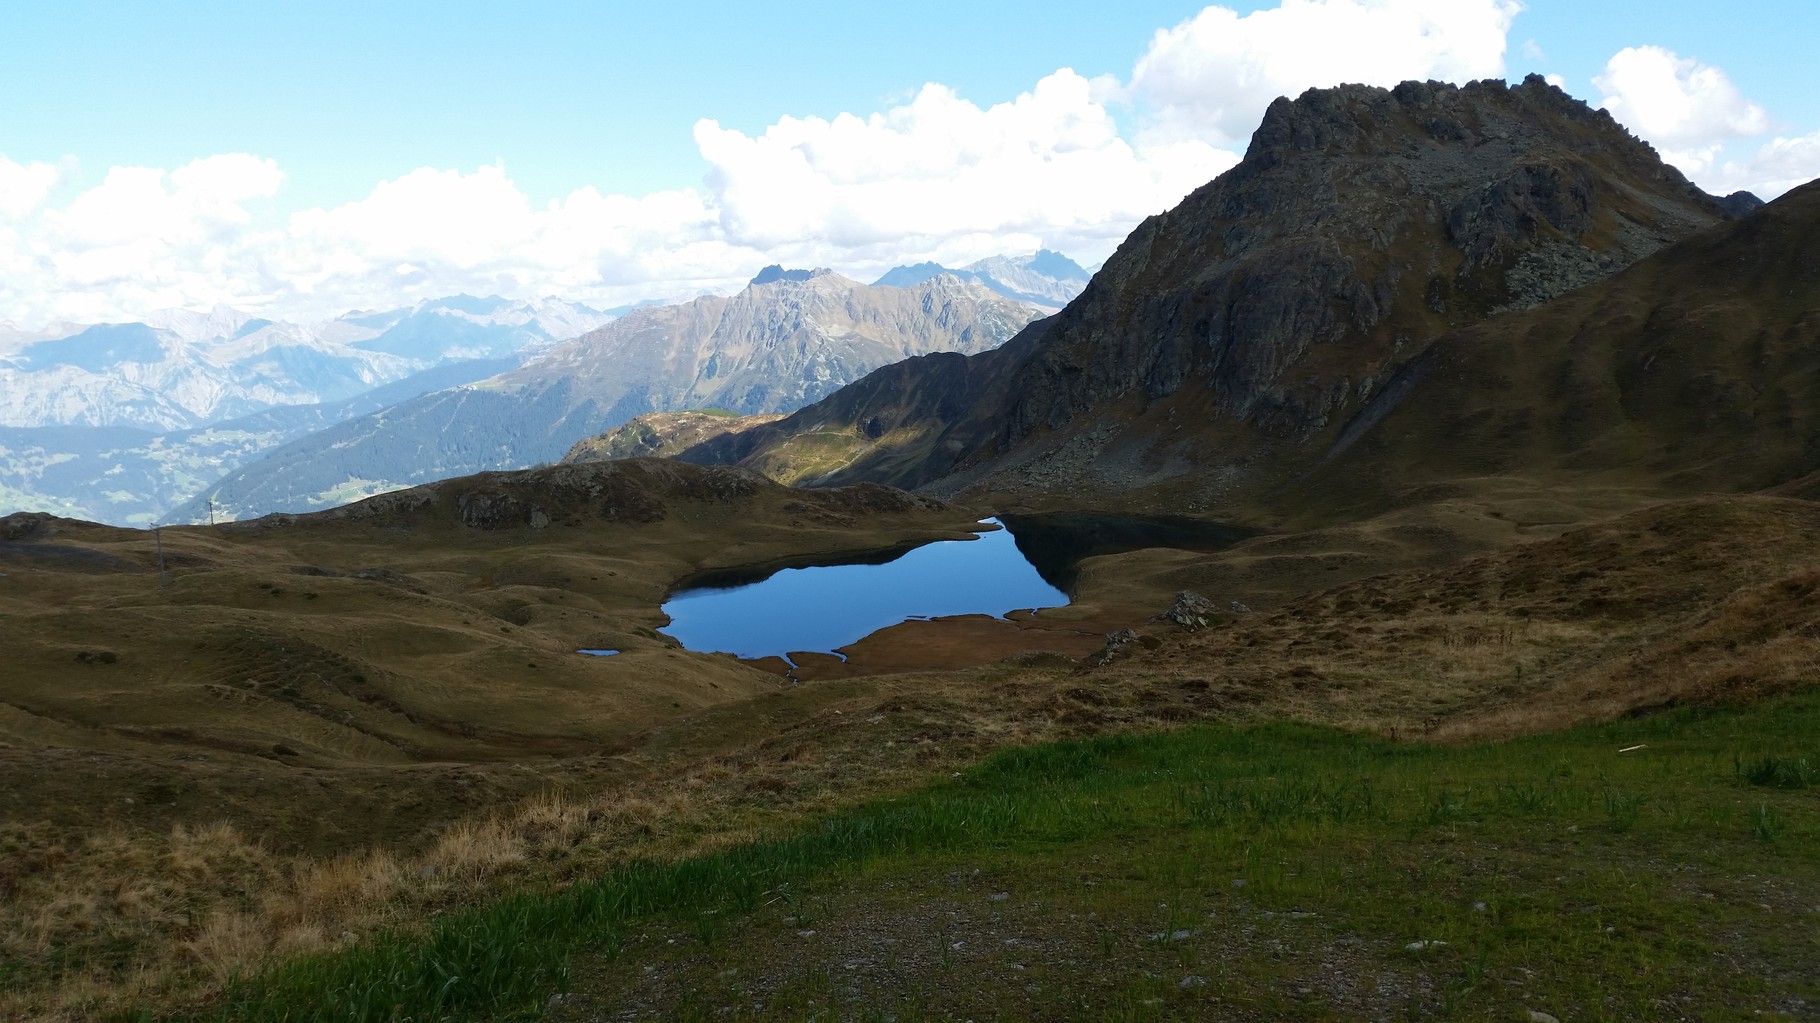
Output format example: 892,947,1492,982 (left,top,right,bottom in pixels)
658,512,1251,662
